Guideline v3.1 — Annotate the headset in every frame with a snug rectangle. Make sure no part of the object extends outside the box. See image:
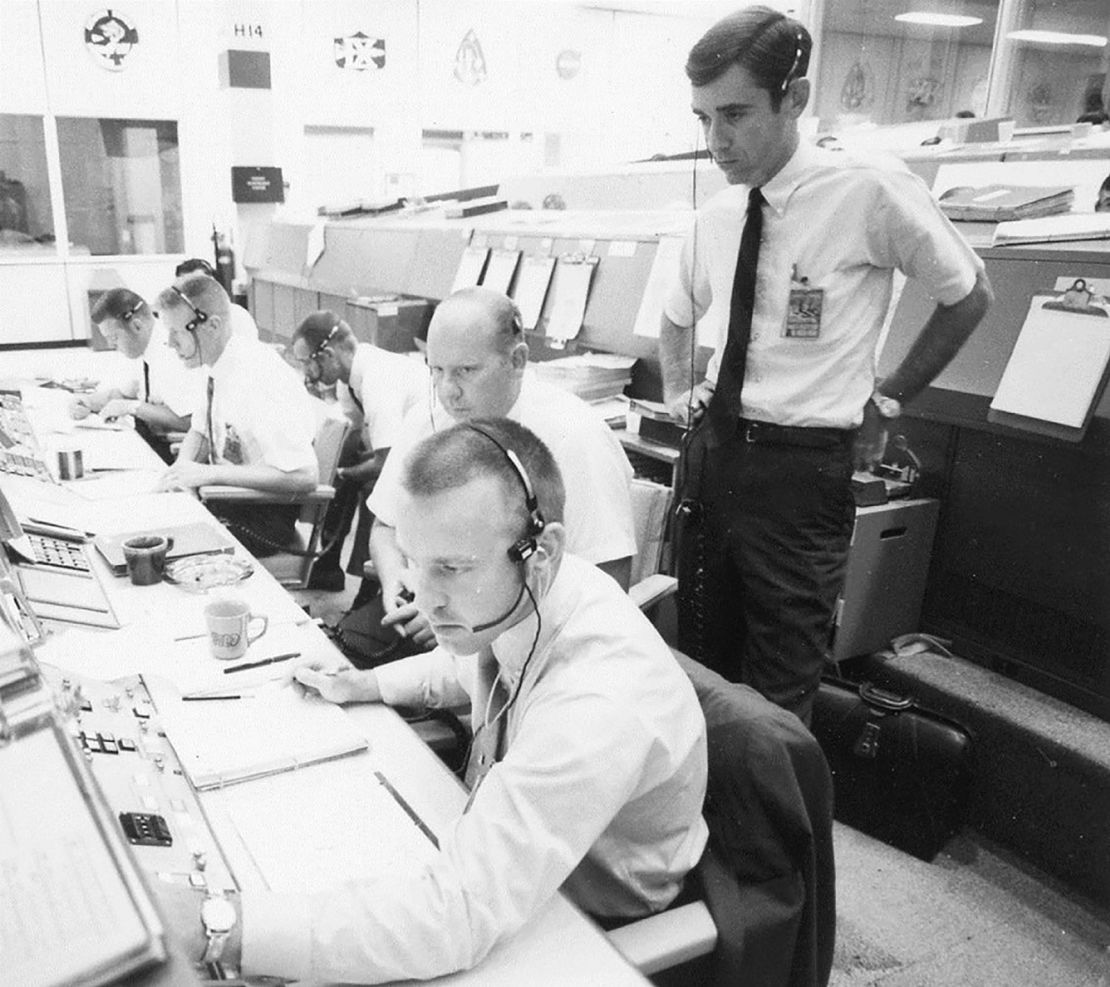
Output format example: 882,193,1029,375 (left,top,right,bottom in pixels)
781,31,805,94
461,422,546,634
